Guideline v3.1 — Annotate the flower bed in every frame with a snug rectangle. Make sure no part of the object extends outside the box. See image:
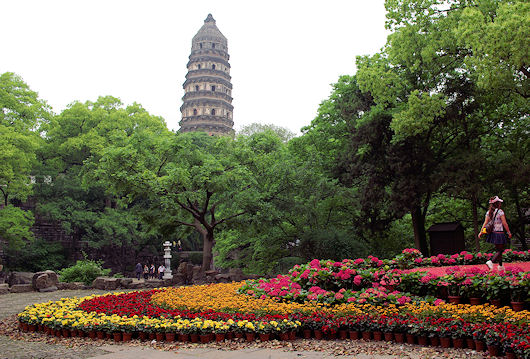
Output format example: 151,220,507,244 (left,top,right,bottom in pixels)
17,249,530,358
